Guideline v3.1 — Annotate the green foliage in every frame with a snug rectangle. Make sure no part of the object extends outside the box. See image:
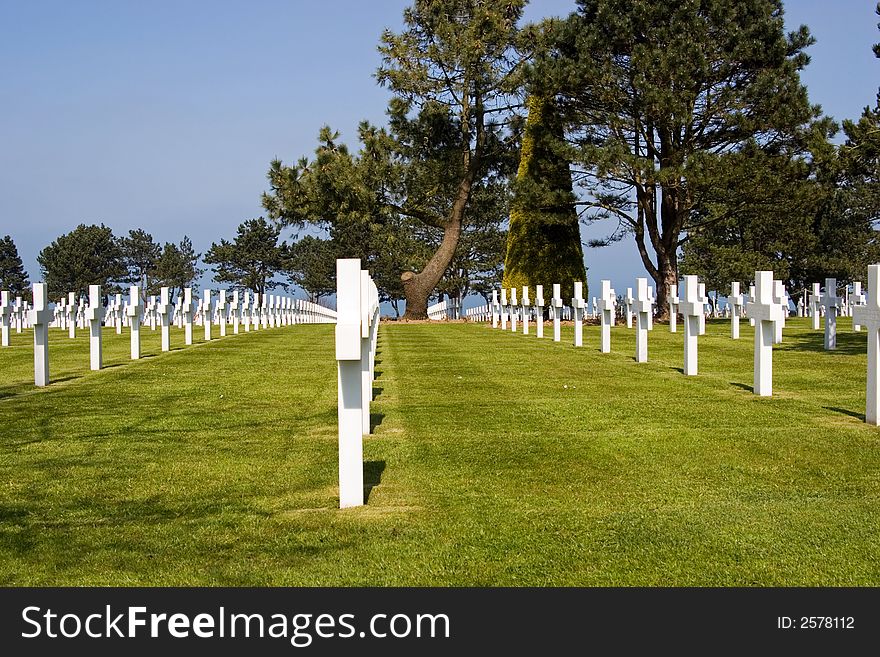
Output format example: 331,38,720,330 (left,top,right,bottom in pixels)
204,218,286,296
0,235,30,298
837,1,880,266
285,235,336,301
683,1,880,293
545,0,822,306
265,0,529,318
502,95,586,301
119,228,162,297
37,224,125,299
153,236,203,298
